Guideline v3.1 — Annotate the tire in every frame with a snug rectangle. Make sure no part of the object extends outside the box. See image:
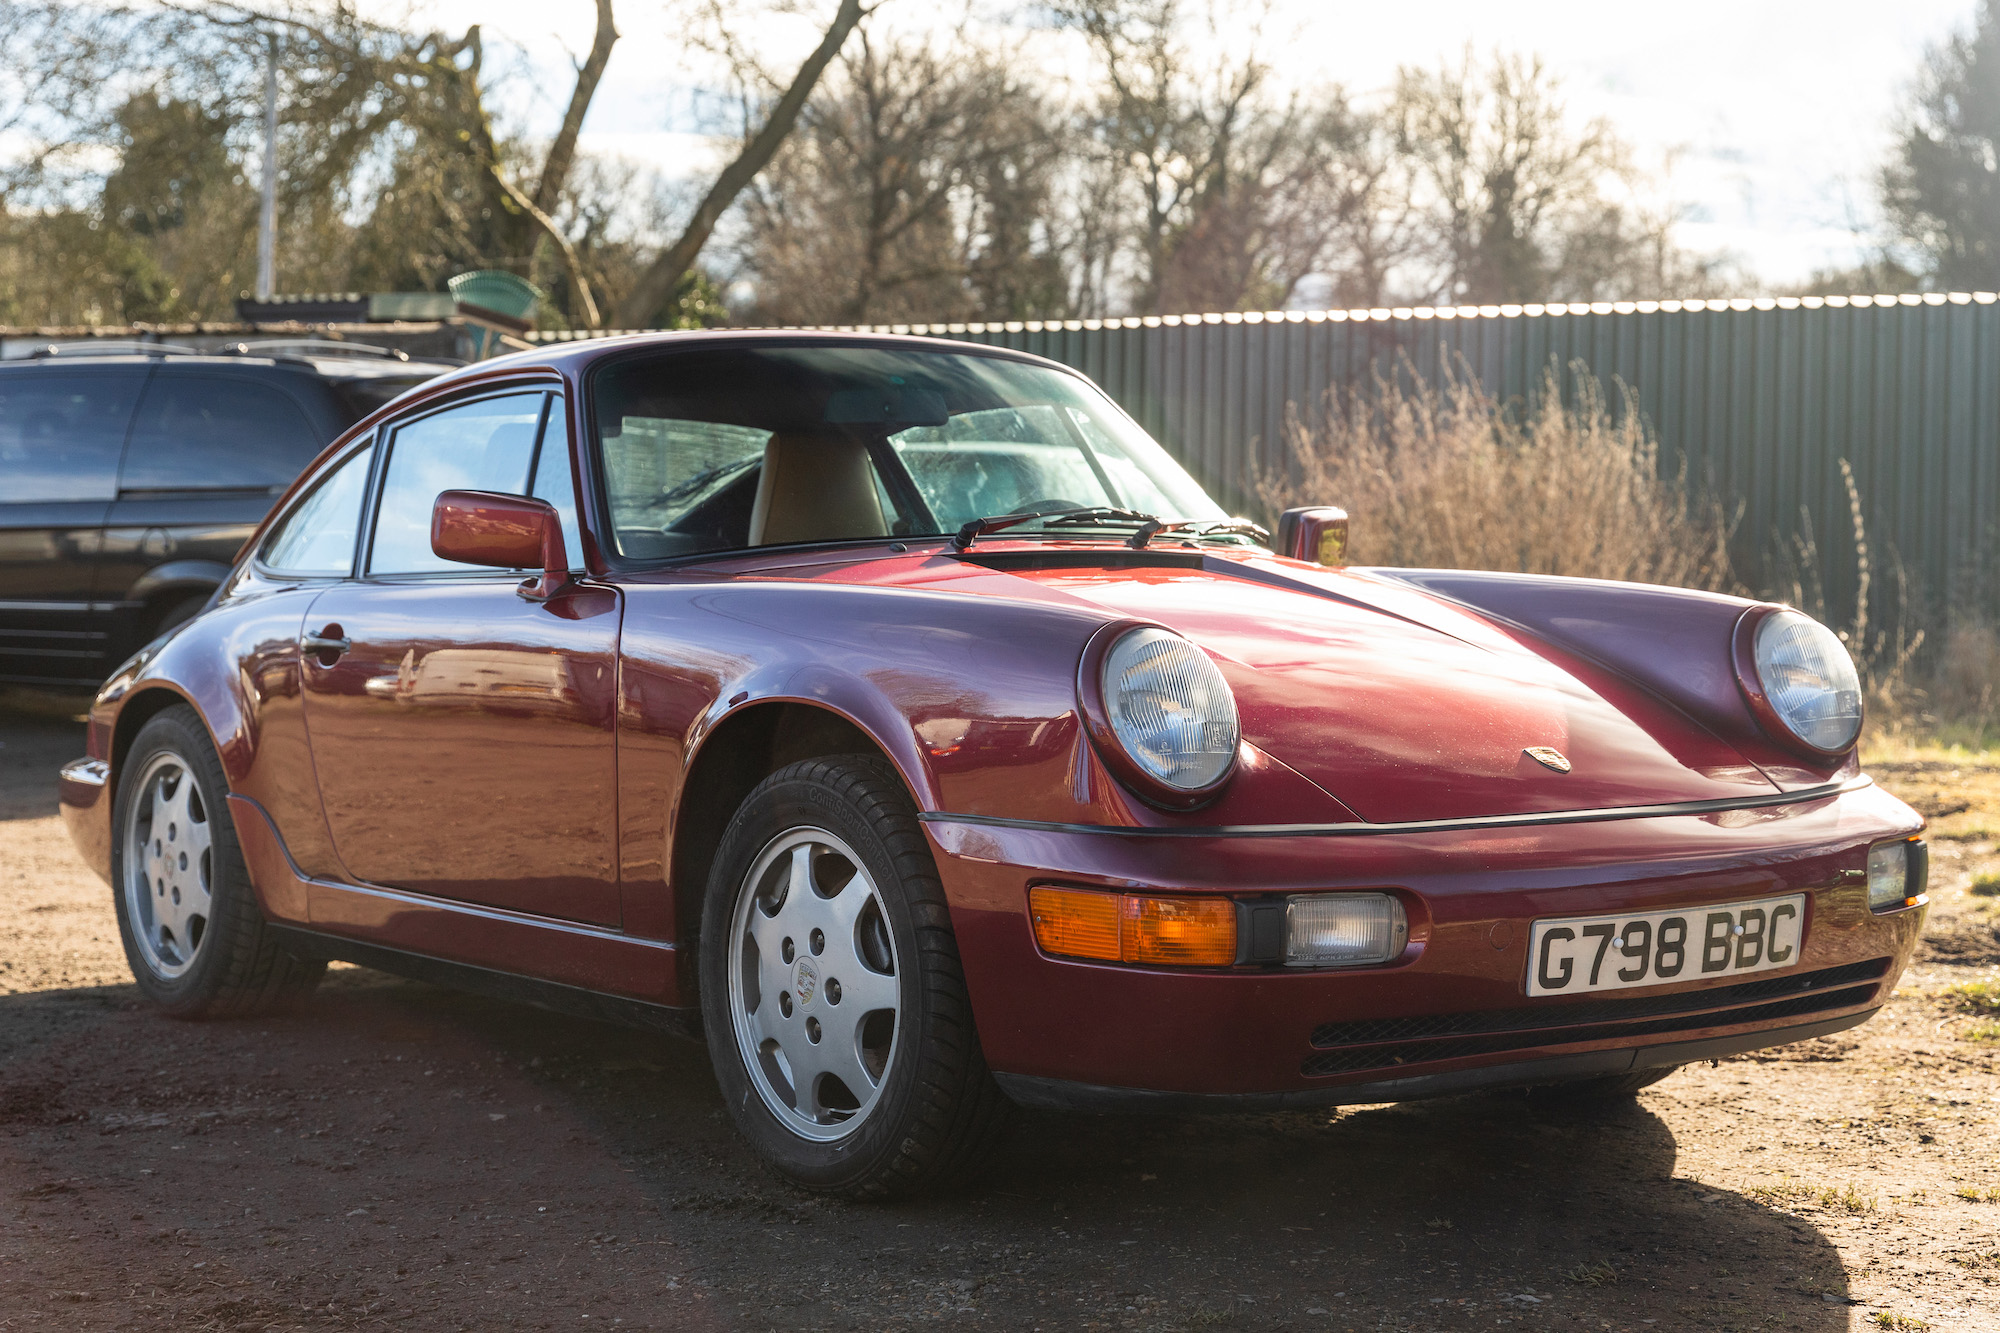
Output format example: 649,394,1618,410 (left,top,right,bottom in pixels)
111,705,324,1018
699,754,1011,1199
1523,1063,1679,1109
